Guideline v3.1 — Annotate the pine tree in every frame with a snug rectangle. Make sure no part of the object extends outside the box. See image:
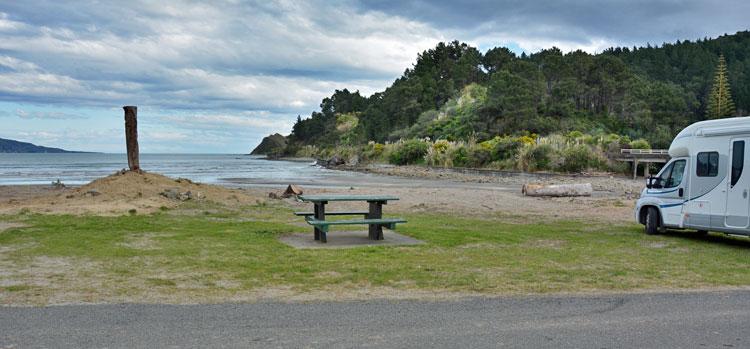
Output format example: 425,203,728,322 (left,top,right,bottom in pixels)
706,54,736,119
